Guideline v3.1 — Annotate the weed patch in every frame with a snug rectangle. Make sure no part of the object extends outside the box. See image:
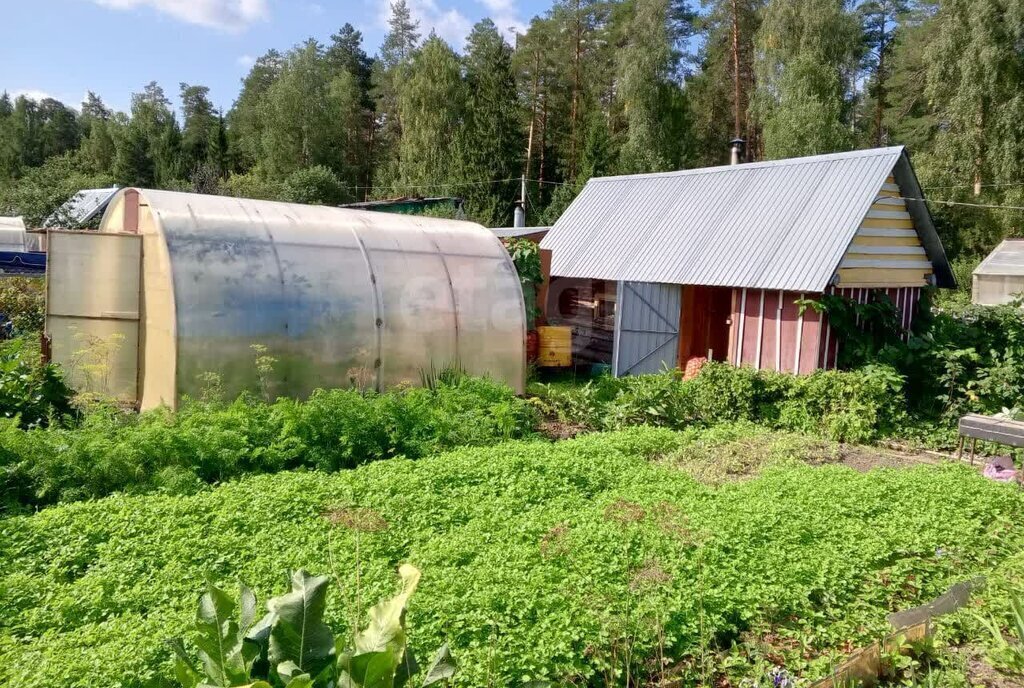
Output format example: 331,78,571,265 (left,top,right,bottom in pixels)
1,428,1022,688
